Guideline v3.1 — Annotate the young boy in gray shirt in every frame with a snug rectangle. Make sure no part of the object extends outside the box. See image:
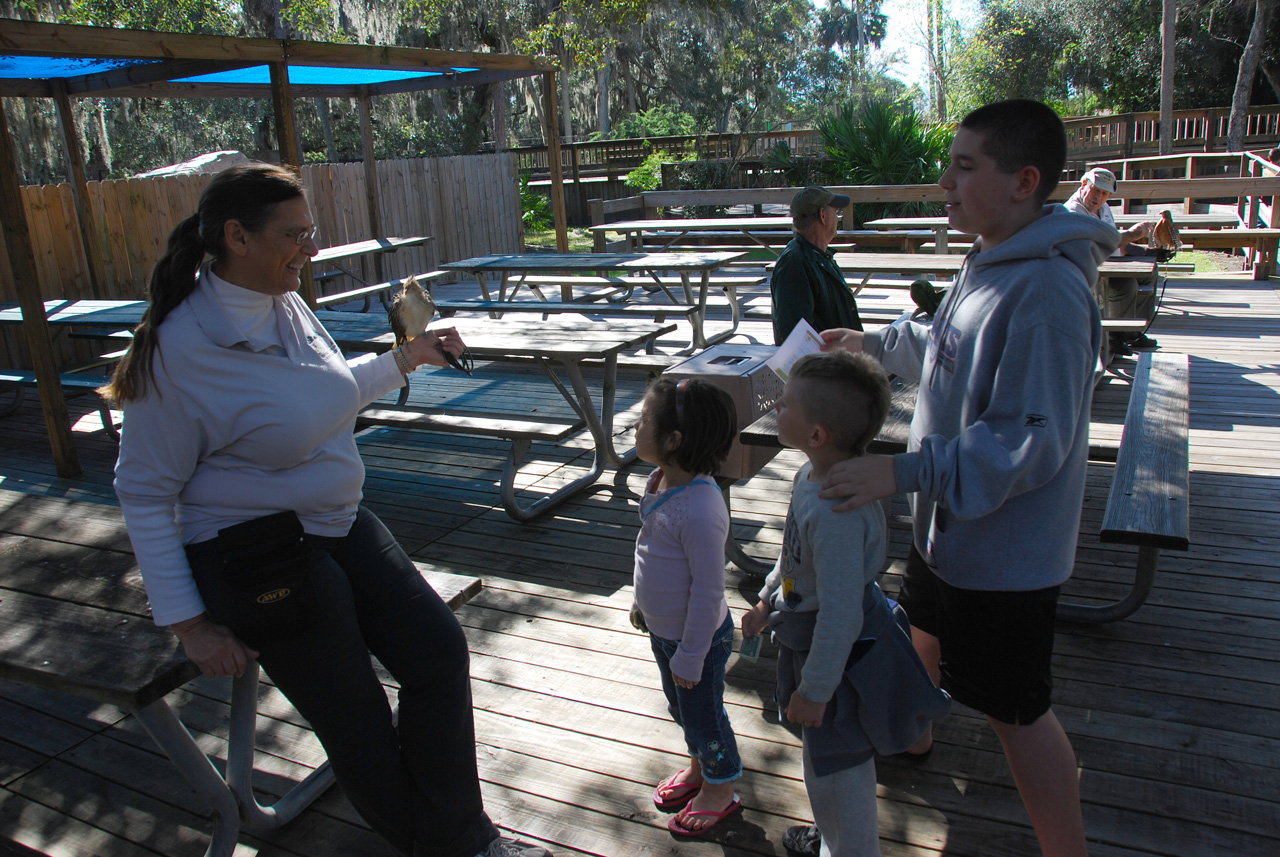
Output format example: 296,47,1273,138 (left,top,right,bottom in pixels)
742,352,949,857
